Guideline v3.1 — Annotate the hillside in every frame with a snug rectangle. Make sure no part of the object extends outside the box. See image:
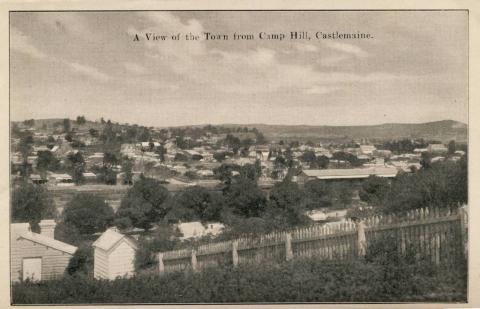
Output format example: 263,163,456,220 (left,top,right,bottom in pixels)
13,119,468,143
240,120,468,143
